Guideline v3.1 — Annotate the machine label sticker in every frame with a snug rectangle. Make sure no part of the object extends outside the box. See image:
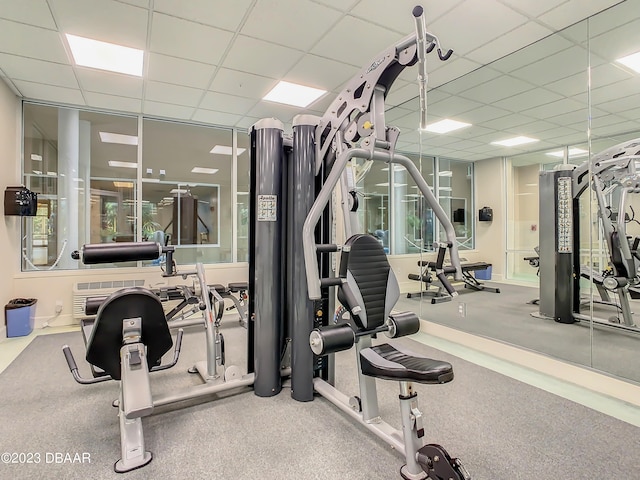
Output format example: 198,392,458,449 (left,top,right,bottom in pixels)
257,195,277,221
